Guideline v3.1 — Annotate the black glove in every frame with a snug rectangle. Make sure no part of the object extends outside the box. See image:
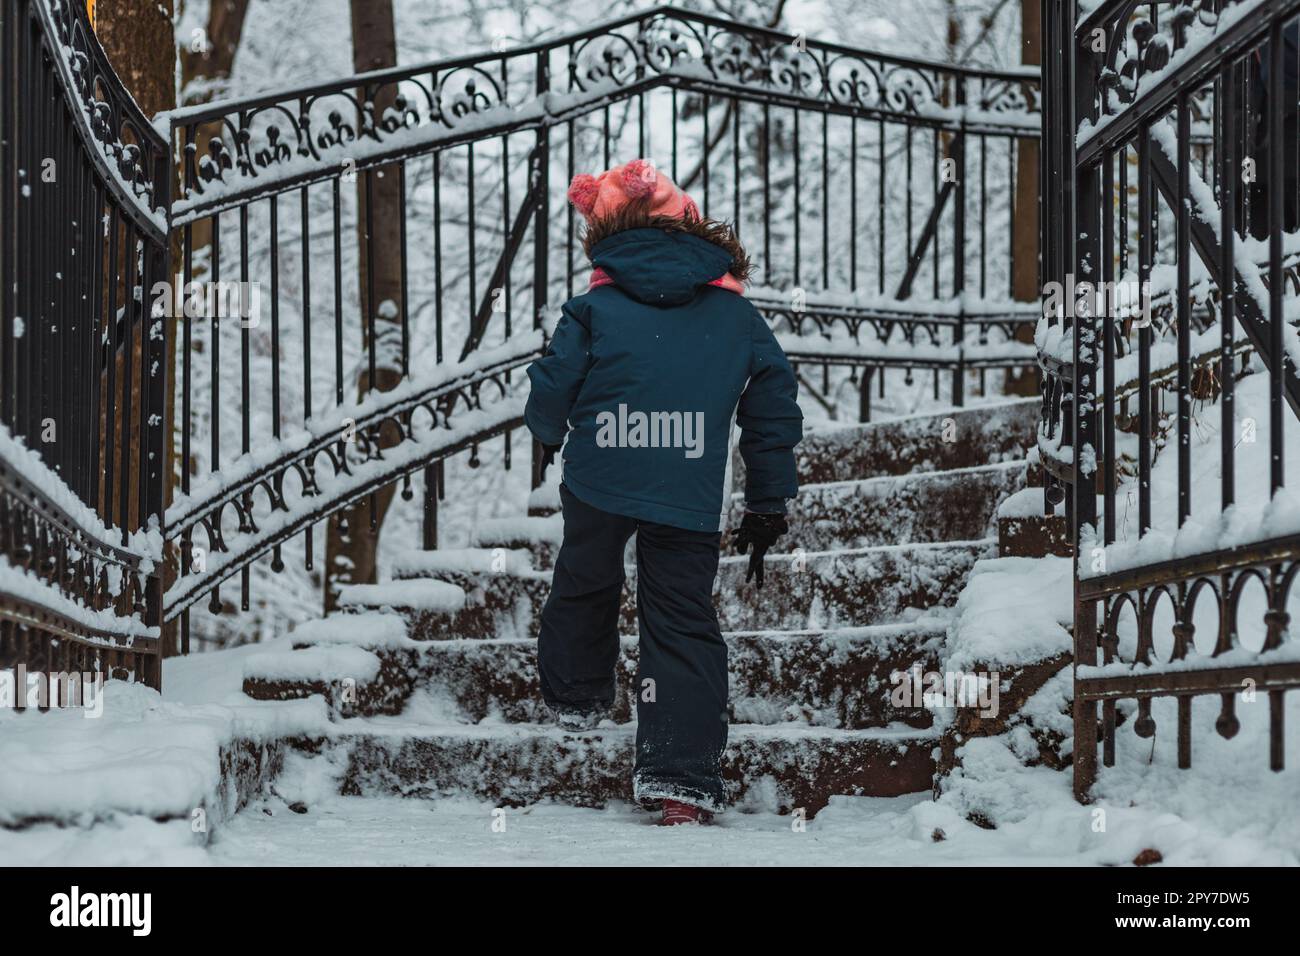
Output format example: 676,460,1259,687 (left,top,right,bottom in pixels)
538,443,562,483
731,511,788,588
